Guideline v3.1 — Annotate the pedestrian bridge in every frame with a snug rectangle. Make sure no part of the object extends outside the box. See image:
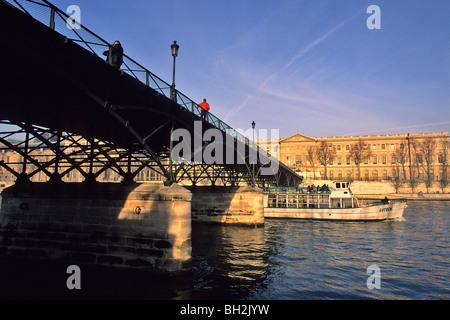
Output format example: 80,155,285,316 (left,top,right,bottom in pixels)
0,0,302,188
